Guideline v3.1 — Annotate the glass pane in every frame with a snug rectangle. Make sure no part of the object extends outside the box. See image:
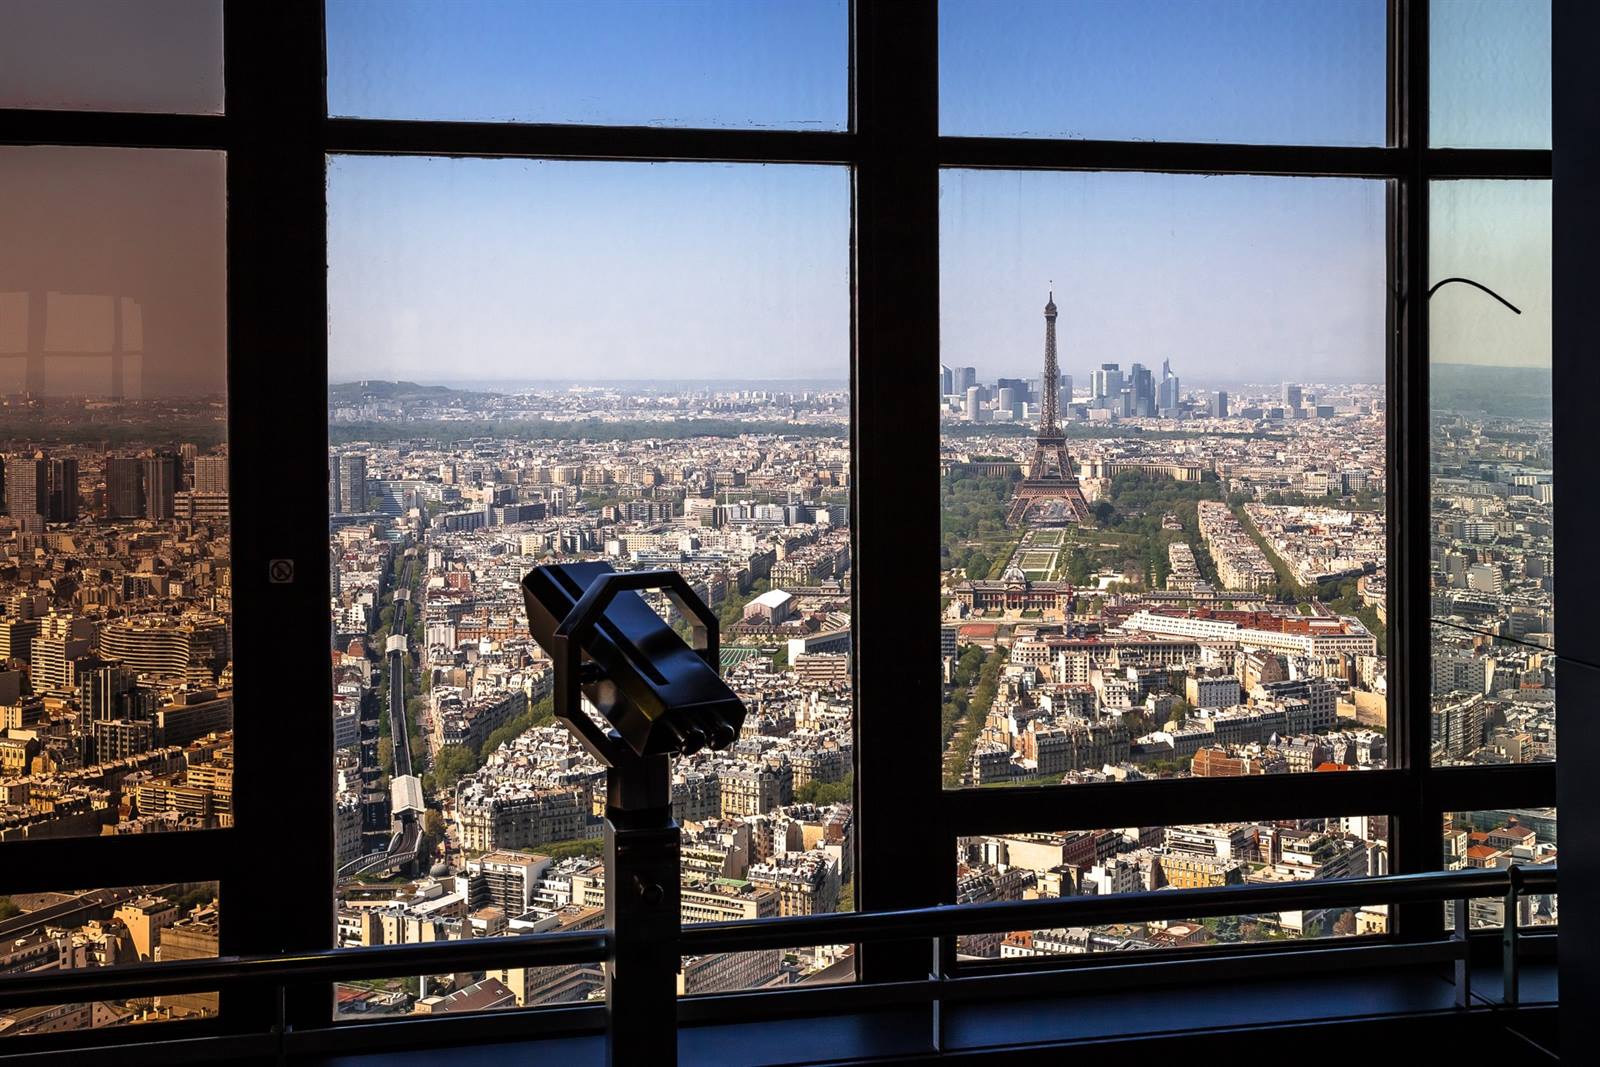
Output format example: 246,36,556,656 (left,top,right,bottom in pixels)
326,0,847,130
941,170,1388,789
1430,0,1551,149
0,1,223,114
0,146,230,838
328,157,851,1010
957,817,1388,959
940,0,1386,145
0,883,220,1037
1430,180,1552,766
1444,809,1556,929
